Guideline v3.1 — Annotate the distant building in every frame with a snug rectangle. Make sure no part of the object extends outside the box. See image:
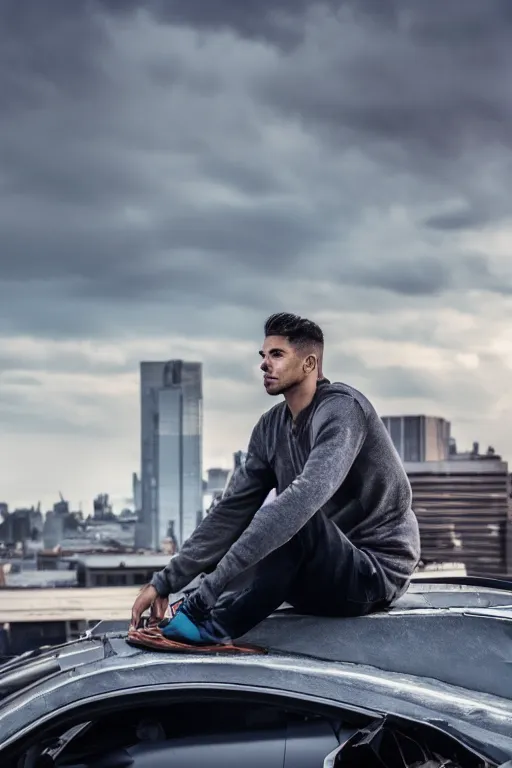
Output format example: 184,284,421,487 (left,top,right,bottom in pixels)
53,495,69,516
449,439,500,461
42,511,64,550
382,415,451,462
132,472,142,511
217,451,248,501
206,468,230,494
92,494,114,521
0,565,77,588
0,507,44,546
75,553,173,588
405,458,511,577
140,360,203,550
